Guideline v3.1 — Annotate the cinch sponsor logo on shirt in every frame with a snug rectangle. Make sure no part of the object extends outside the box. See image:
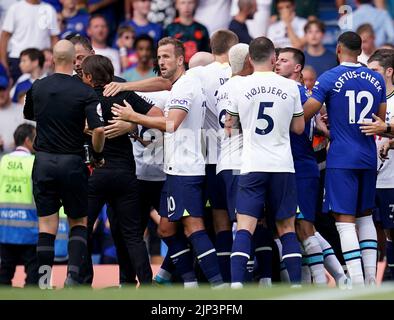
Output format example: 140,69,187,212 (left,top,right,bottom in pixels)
244,86,288,100
170,99,189,106
332,71,383,93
